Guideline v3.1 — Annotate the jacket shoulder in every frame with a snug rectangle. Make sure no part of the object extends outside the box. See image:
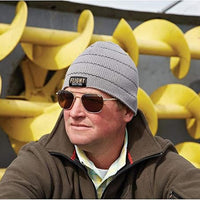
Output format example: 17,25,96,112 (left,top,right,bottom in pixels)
154,135,177,153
